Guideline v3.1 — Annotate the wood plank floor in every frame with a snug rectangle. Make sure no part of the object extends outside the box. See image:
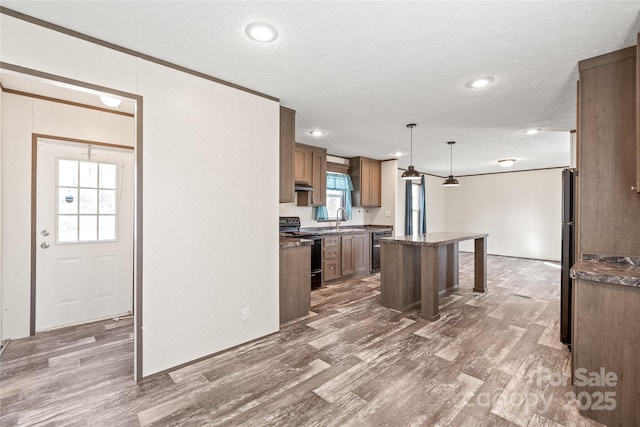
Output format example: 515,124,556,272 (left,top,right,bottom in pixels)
1,254,604,426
